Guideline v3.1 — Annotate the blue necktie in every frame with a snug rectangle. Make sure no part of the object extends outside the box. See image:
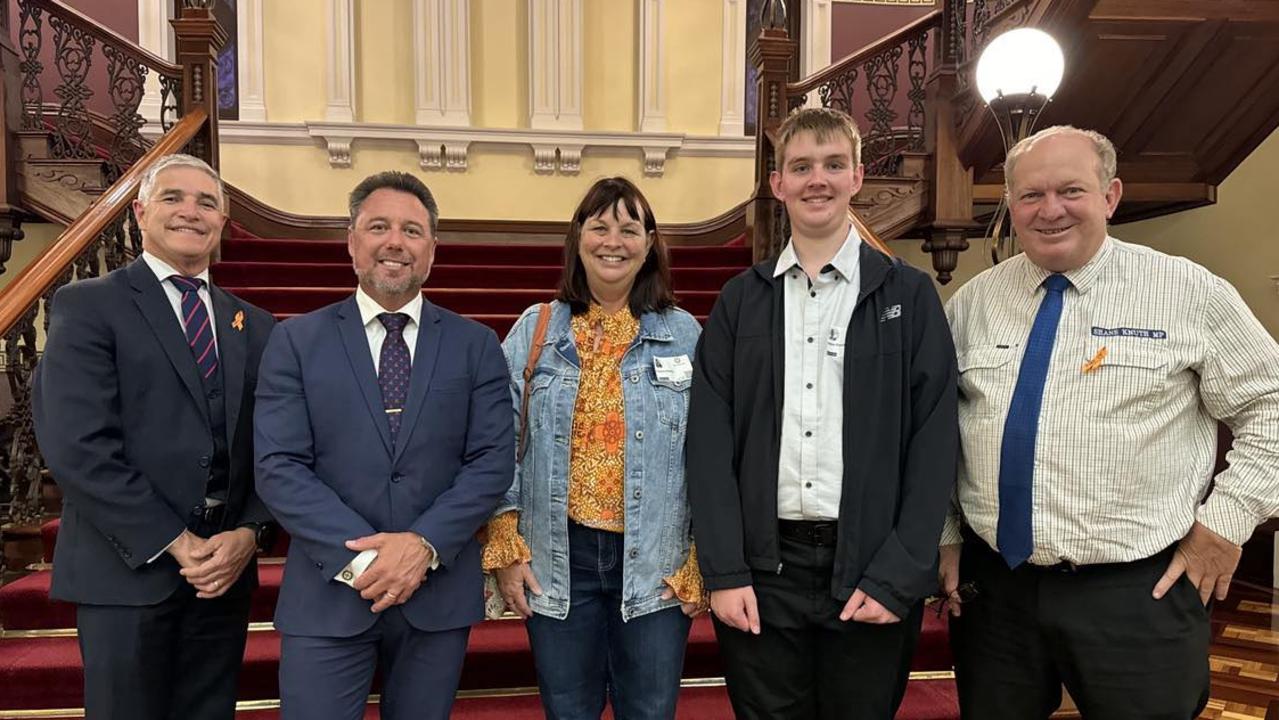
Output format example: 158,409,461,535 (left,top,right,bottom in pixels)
377,312,412,443
168,275,218,381
997,273,1070,568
